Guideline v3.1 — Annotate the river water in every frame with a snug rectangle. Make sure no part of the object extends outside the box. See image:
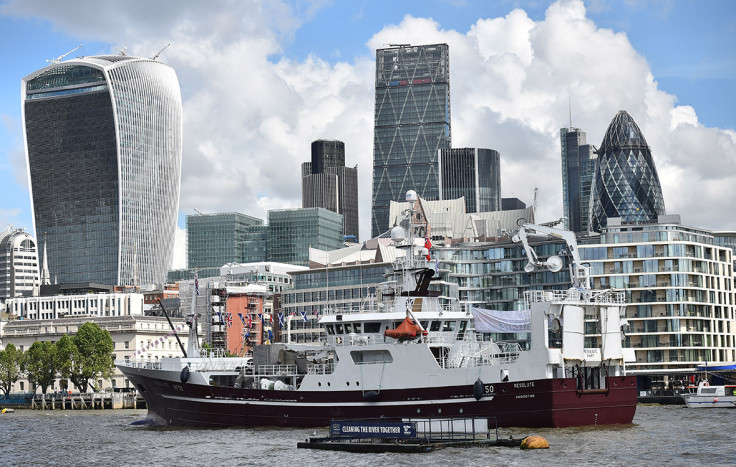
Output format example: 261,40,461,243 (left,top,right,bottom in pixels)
2,405,734,466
